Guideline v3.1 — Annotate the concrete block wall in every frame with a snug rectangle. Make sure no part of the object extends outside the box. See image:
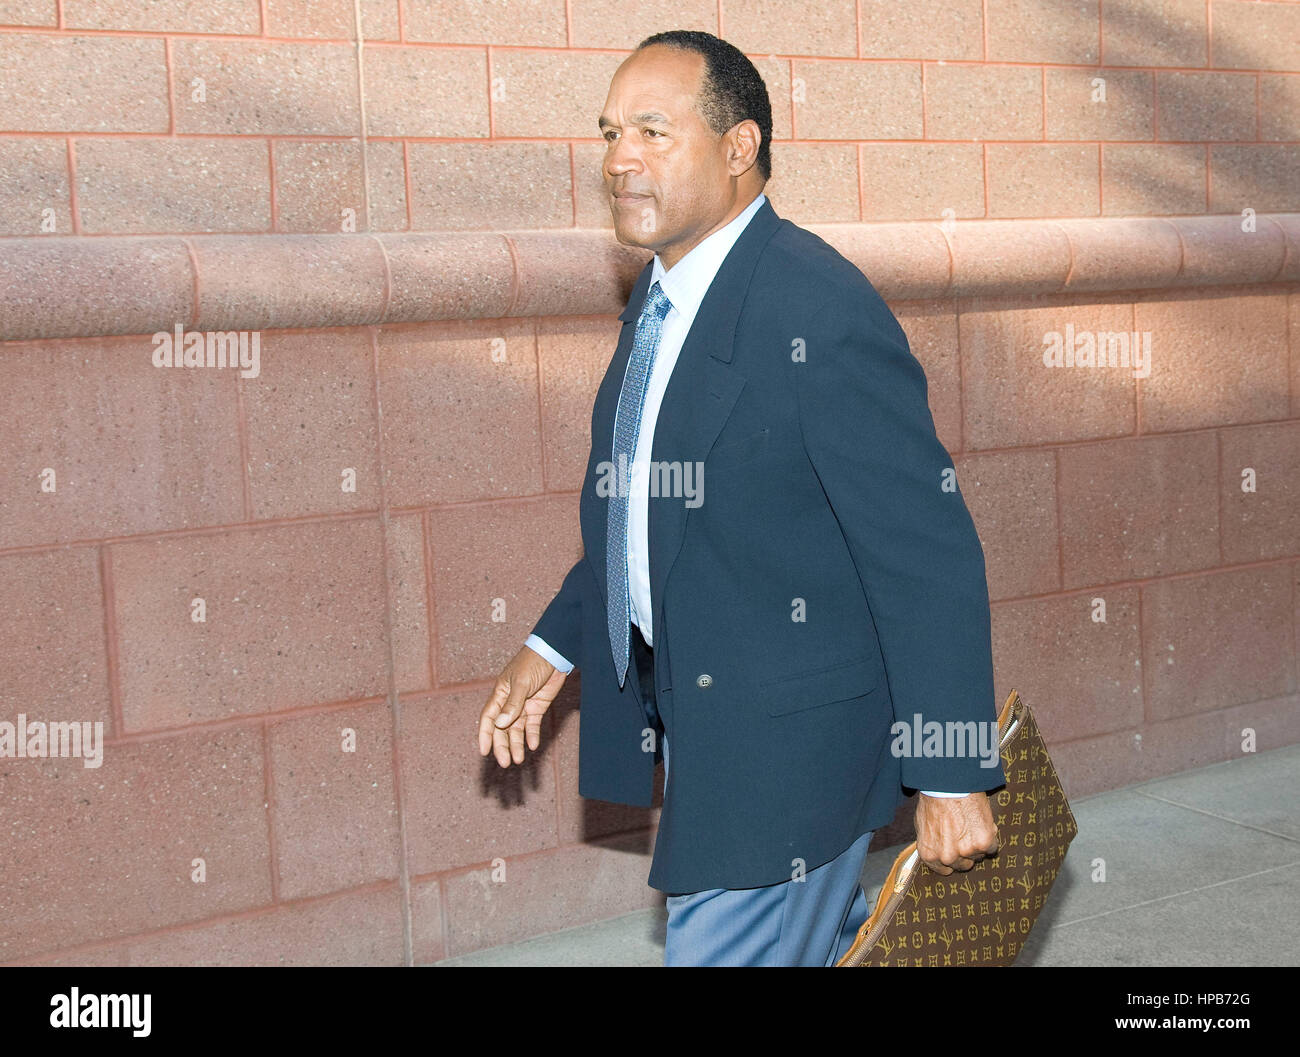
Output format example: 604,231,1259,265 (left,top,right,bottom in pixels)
1,2,1298,965
2,1,1299,235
